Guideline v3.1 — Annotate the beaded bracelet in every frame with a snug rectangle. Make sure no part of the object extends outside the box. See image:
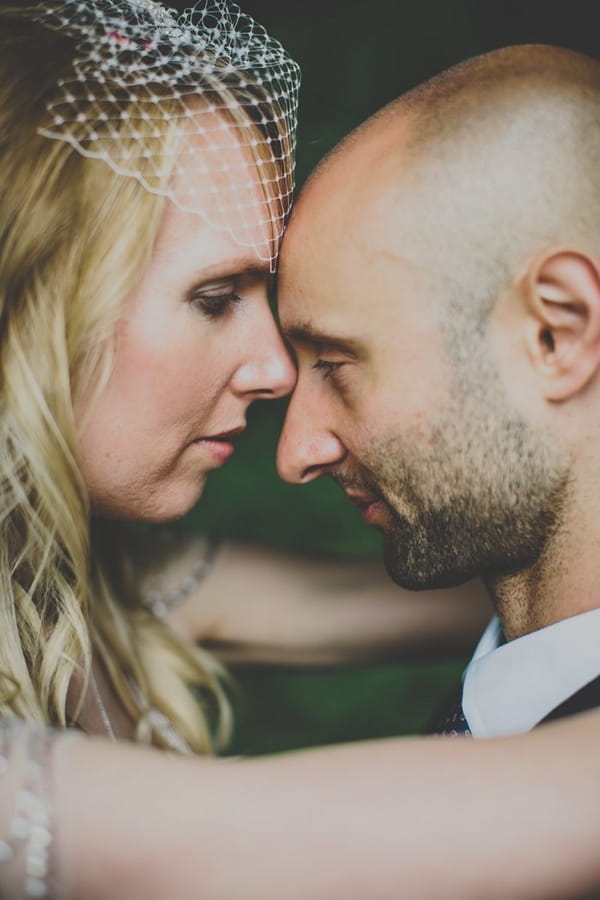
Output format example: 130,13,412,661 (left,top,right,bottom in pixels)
0,720,55,898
